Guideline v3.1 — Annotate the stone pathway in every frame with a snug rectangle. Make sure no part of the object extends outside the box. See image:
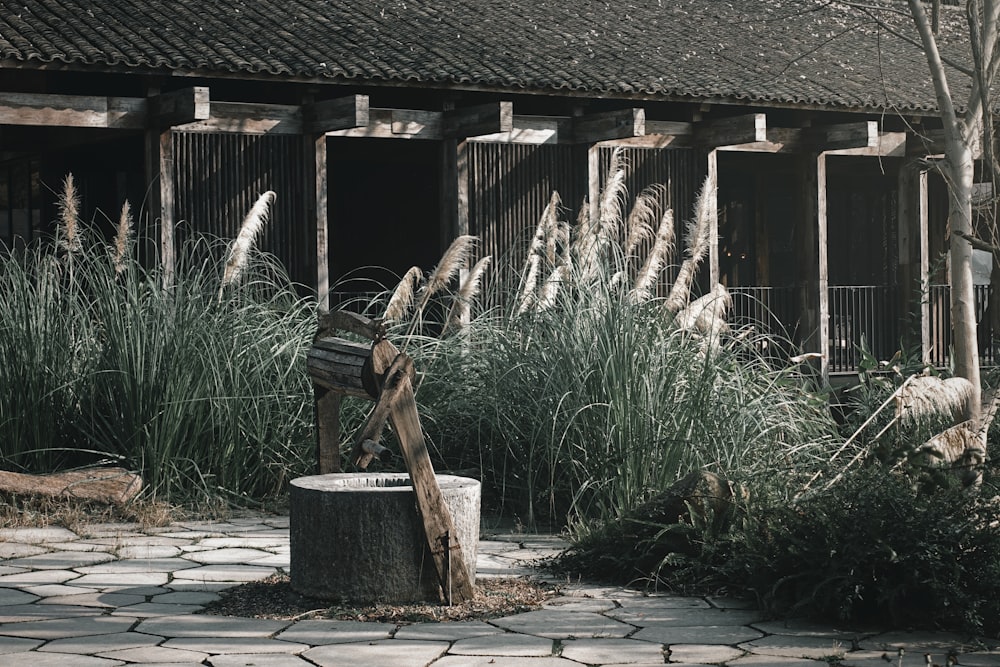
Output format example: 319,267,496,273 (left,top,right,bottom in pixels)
0,514,997,666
